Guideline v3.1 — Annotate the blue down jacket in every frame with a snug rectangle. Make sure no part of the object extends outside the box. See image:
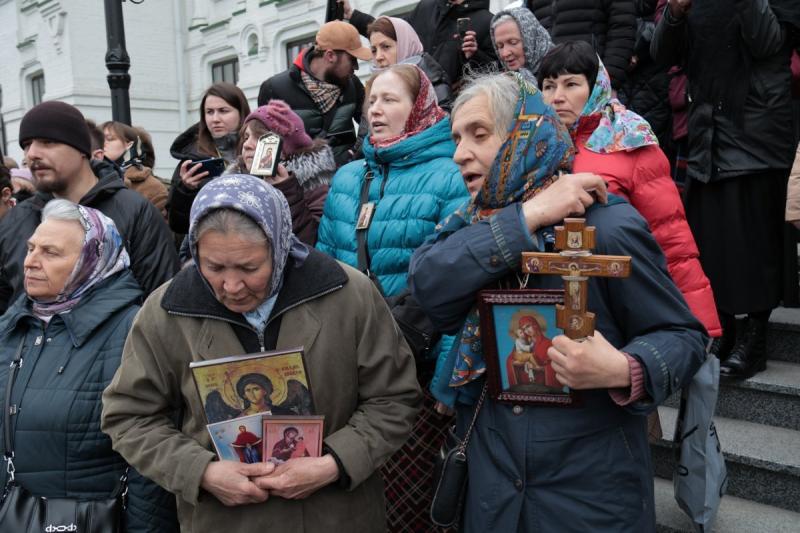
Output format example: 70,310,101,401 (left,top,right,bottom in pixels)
317,117,468,296
409,201,707,531
0,271,177,532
